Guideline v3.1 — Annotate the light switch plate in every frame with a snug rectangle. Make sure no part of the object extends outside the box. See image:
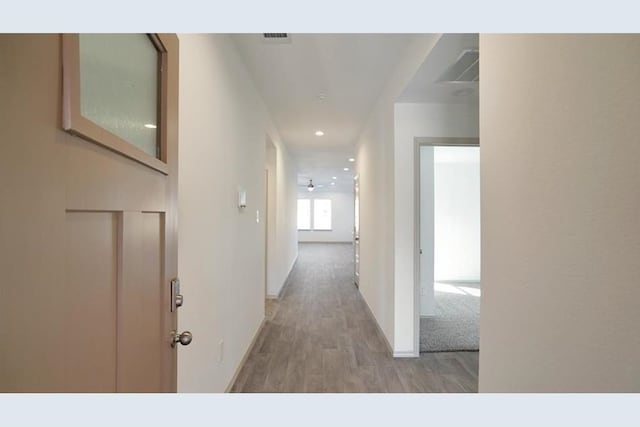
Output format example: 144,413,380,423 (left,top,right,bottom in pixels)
238,188,247,209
